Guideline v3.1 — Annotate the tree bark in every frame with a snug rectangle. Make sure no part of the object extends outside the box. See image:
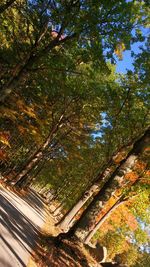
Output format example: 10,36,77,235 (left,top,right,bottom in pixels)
39,186,49,196
23,159,46,188
84,198,125,244
72,128,150,242
0,0,16,14
56,137,138,231
84,175,143,244
11,116,65,187
53,203,64,217
56,184,100,231
0,30,75,102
